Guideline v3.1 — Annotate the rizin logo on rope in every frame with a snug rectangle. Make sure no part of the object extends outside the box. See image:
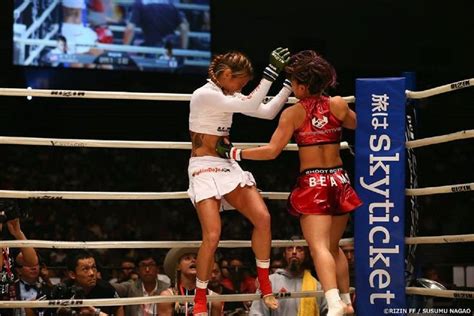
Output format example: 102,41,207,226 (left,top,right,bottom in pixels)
450,80,470,90
311,116,328,129
50,91,86,97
